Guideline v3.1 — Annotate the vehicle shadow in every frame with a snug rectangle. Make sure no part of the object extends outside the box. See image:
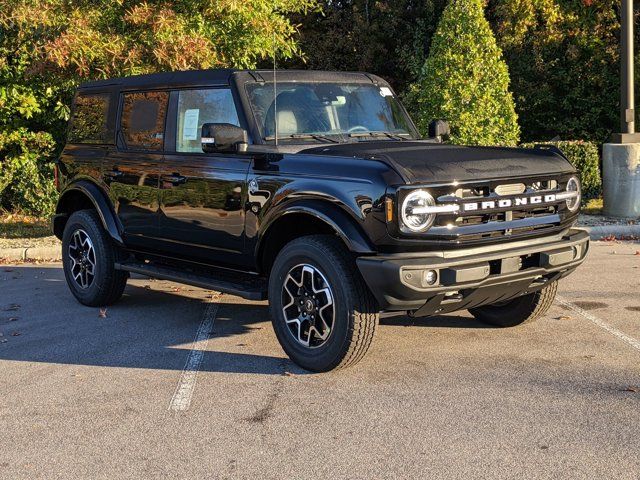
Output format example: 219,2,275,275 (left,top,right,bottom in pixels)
1,265,490,376
380,313,493,329
1,266,301,376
